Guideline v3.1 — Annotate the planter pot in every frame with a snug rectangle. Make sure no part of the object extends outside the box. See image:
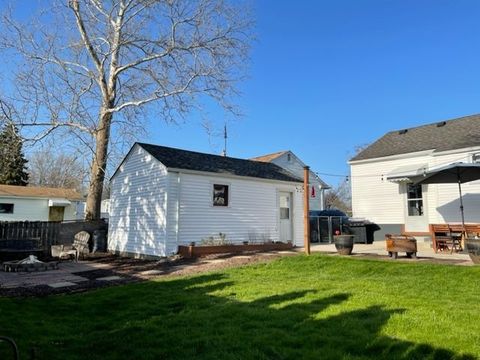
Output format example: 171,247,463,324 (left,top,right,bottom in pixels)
334,235,355,255
465,238,480,264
